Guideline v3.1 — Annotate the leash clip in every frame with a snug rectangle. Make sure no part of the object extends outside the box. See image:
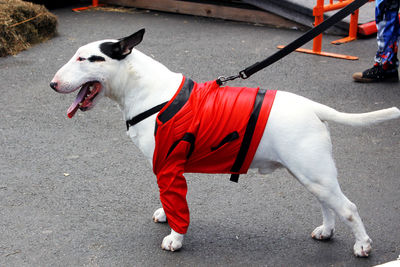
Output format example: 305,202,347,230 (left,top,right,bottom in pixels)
239,70,249,79
216,74,241,86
